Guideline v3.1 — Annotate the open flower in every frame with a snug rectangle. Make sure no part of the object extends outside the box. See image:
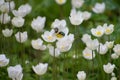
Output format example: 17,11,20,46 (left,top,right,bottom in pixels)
56,34,74,52
41,30,56,42
15,31,28,43
113,44,120,56
86,39,99,50
69,9,83,25
92,2,105,14
7,65,23,80
77,71,86,80
83,47,95,60
0,54,9,67
47,44,61,57
12,17,25,27
2,28,13,37
31,16,46,32
31,38,46,50
12,4,32,17
55,0,67,5
103,63,115,74
71,0,84,8
91,25,104,37
32,63,48,76
0,13,10,24
103,23,114,35
97,43,108,55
